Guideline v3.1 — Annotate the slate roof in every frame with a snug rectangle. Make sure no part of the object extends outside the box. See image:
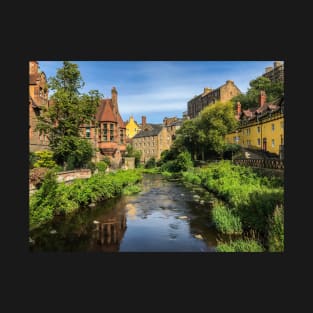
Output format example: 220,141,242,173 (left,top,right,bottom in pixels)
133,124,163,138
